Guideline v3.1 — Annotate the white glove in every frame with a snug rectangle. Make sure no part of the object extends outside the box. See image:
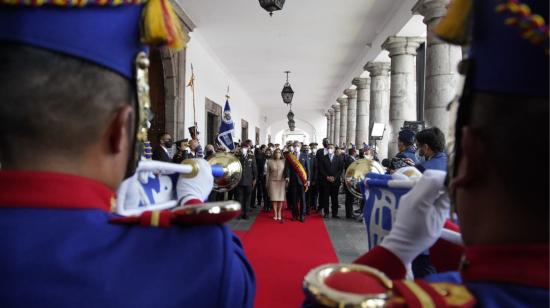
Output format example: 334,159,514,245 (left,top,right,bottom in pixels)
176,158,214,205
380,169,450,265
